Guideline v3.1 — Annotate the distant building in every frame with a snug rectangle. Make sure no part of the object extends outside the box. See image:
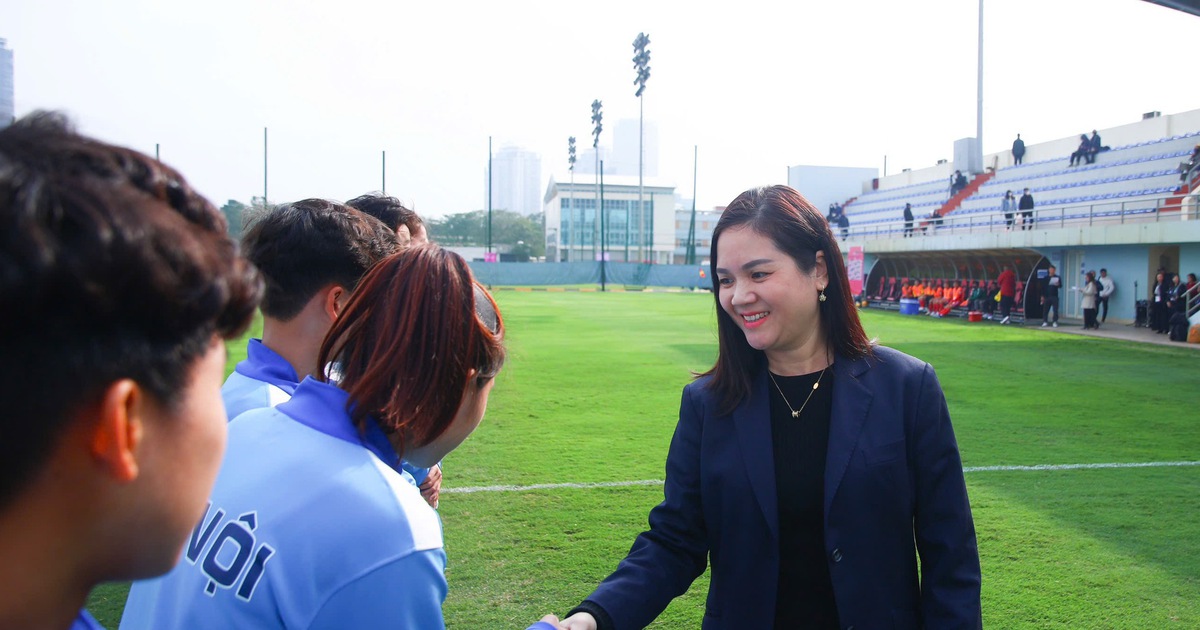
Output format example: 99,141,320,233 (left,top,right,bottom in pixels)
673,207,723,265
572,145,613,176
542,174,675,264
486,145,542,217
0,39,13,128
